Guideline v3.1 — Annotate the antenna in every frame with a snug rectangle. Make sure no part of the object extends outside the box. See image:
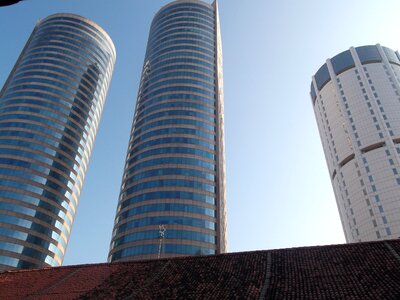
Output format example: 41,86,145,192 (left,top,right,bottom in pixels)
158,225,166,259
